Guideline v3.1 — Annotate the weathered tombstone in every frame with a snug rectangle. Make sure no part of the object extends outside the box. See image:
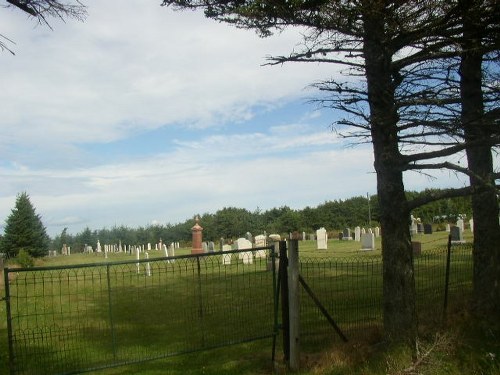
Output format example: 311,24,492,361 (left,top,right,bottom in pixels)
423,224,432,234
469,219,474,232
417,223,424,233
202,242,208,253
145,252,152,277
235,238,253,264
445,224,451,232
375,227,380,237
221,245,232,265
361,227,366,235
410,222,418,235
354,226,361,242
147,243,151,251
169,243,176,261
96,240,102,253
302,231,306,241
136,247,140,274
342,228,352,240
208,241,215,253
456,219,465,232
450,226,465,244
254,234,267,258
268,234,281,242
316,227,328,249
255,235,266,247
245,231,253,243
360,233,375,251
